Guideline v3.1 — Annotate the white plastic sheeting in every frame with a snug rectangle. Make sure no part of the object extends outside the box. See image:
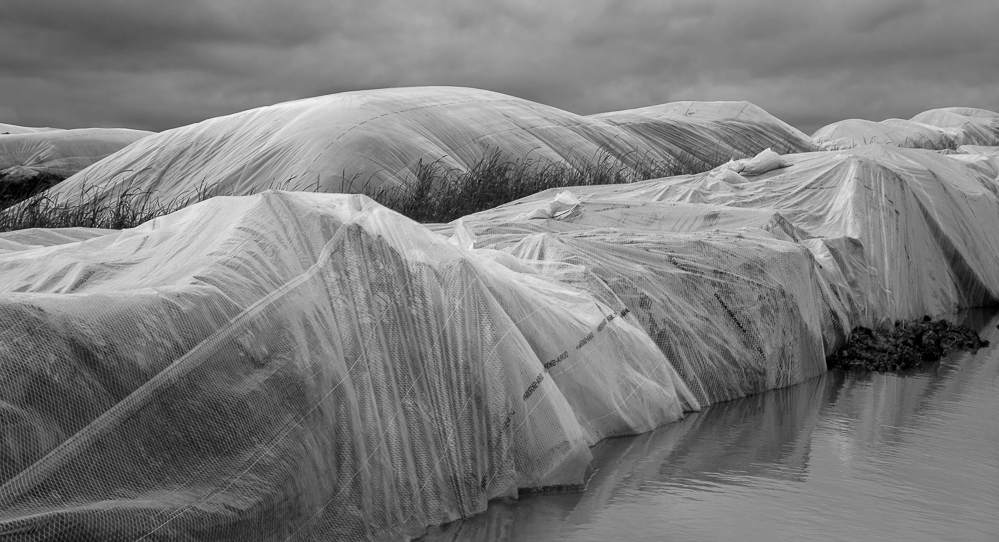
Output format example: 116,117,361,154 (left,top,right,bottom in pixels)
0,227,112,254
0,128,151,179
809,108,999,151
0,192,695,540
812,118,961,151
432,144,999,407
910,107,999,147
45,89,813,207
591,101,817,160
0,124,61,136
